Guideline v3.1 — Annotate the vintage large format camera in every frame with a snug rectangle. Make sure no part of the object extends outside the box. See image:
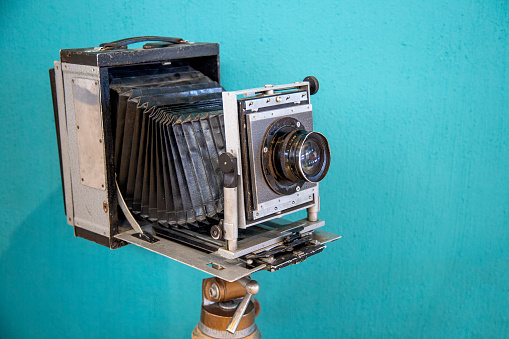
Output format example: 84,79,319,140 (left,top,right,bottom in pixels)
49,37,339,337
